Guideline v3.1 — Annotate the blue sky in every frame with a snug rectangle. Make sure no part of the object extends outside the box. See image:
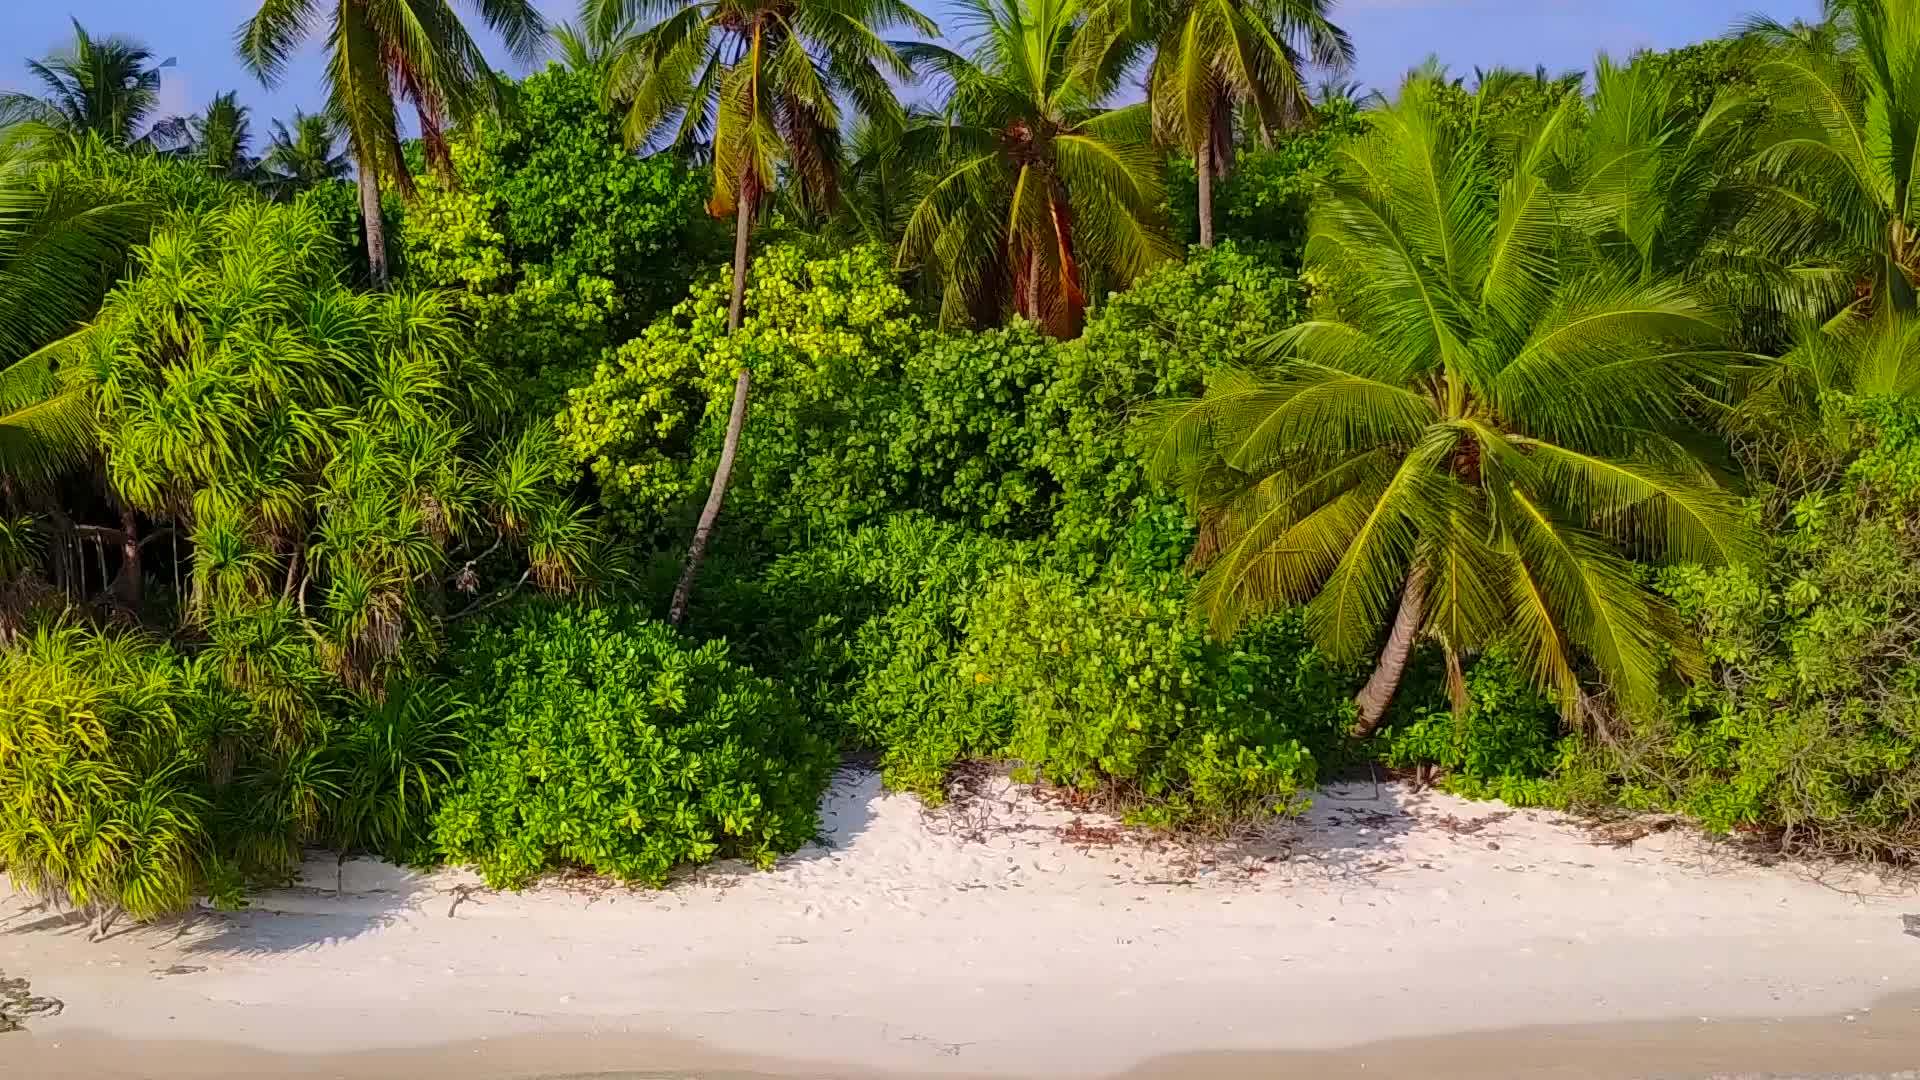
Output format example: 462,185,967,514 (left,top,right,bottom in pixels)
5,0,1822,130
